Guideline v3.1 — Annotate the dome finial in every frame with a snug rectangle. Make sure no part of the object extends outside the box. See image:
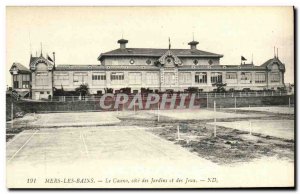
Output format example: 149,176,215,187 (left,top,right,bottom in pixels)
188,39,199,50
40,42,43,57
117,38,128,49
